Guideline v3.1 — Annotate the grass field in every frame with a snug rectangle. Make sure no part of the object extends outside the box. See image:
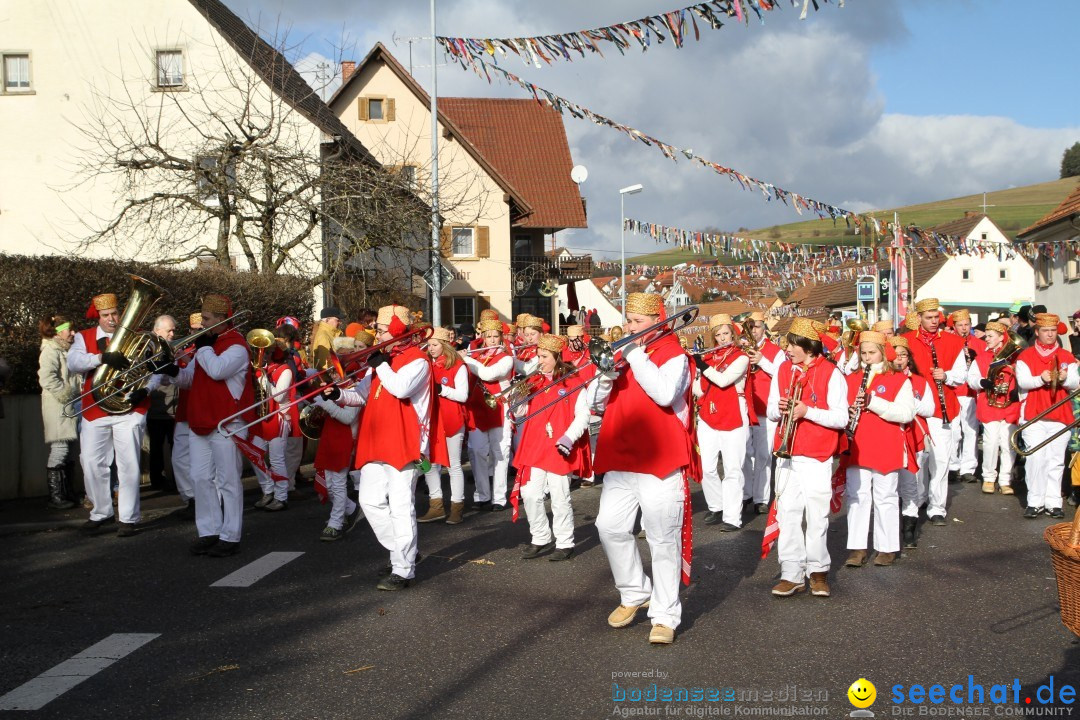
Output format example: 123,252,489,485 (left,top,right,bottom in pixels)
630,177,1079,267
